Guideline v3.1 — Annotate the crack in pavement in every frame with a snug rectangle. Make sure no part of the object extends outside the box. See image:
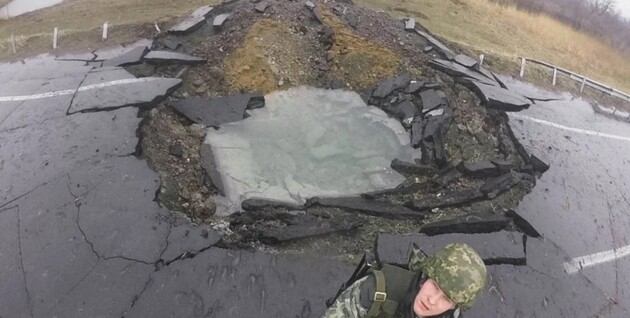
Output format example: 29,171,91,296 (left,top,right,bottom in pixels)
16,206,34,318
65,70,91,116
